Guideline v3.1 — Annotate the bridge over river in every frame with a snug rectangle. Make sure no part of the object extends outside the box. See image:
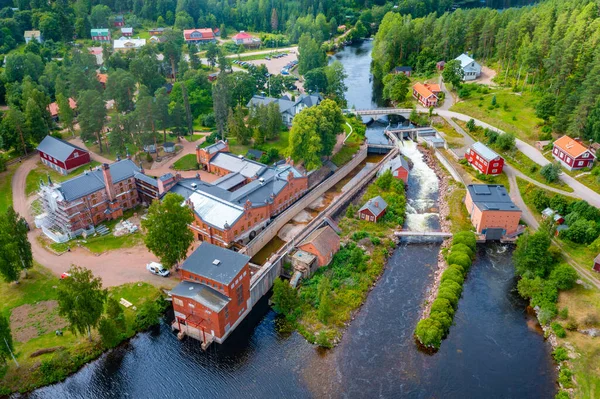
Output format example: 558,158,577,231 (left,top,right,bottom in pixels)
345,107,413,116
